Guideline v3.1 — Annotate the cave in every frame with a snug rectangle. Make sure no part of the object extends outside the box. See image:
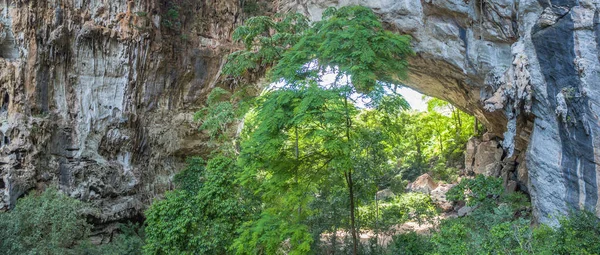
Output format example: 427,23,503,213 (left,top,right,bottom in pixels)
1,92,8,112
0,178,4,189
